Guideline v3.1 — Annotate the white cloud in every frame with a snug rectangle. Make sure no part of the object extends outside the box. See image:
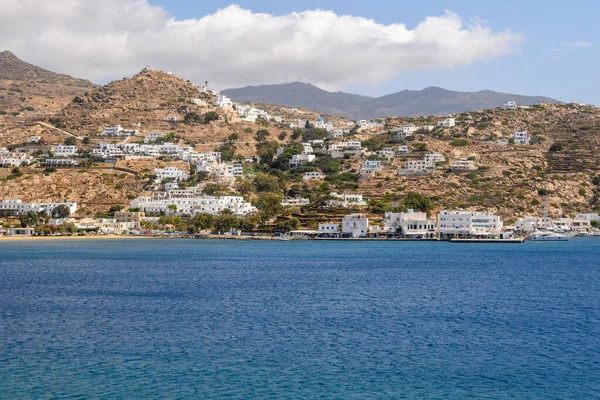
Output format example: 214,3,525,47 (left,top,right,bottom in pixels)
0,1,523,90
564,40,591,48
